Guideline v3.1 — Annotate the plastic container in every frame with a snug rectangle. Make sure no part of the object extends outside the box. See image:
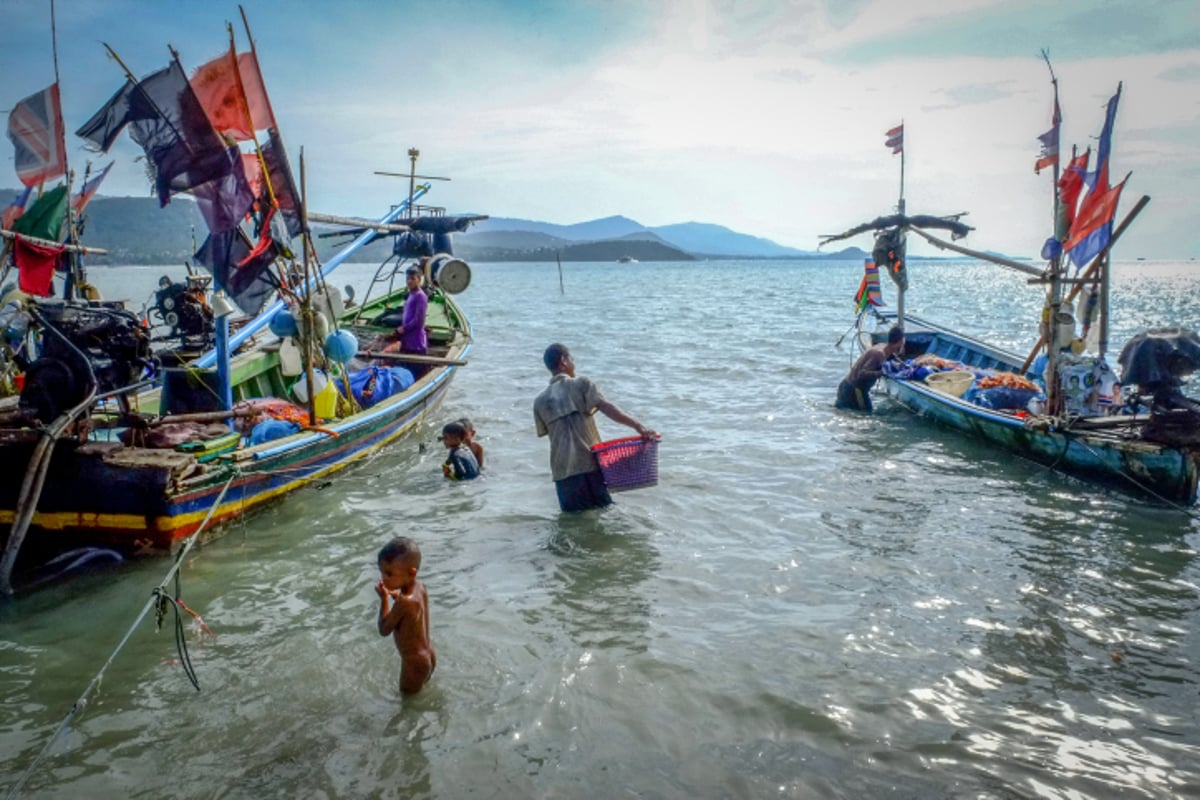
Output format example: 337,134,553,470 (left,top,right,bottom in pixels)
591,435,661,492
925,370,974,397
292,370,338,419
